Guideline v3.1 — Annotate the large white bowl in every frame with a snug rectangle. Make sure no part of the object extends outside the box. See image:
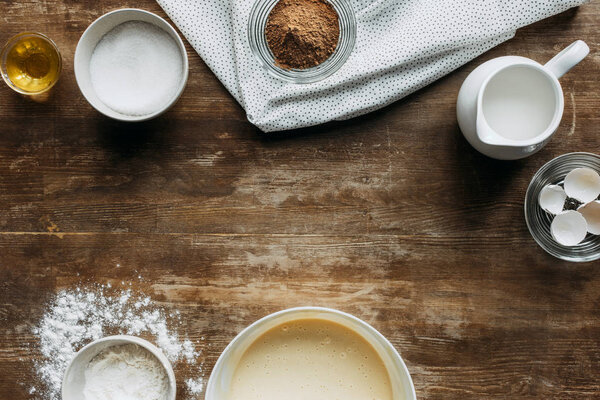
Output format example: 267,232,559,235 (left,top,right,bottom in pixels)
62,335,176,400
206,307,417,400
74,8,189,122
